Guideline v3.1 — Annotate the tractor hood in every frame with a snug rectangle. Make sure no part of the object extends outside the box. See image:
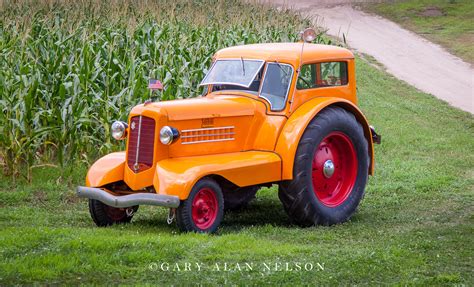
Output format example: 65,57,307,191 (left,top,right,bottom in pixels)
146,95,257,121
123,94,271,190
127,94,260,164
